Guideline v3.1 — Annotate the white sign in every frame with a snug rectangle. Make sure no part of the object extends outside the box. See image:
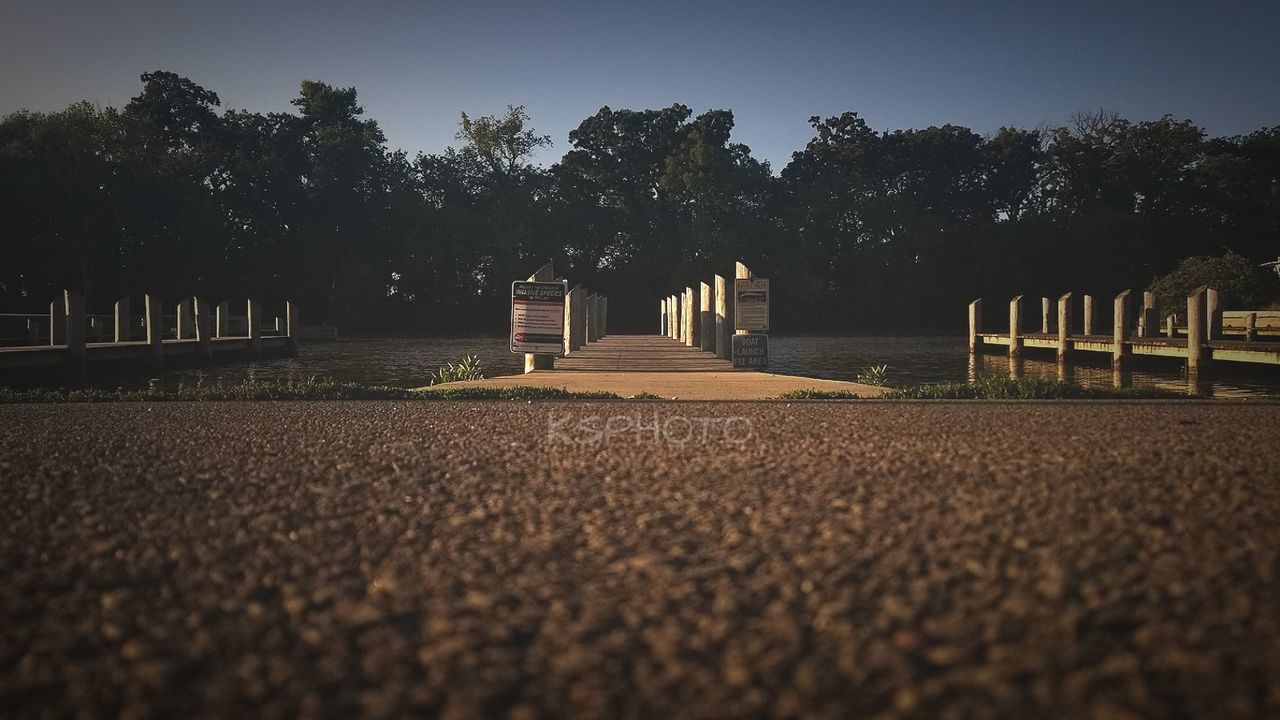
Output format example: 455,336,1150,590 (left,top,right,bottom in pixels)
511,281,567,355
734,278,770,332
